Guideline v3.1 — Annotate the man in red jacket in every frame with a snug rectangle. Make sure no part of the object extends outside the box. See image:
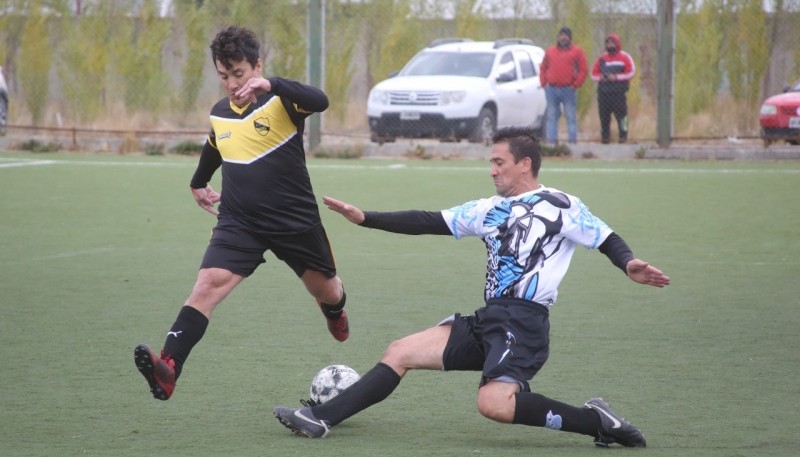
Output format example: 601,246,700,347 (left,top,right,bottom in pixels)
539,27,588,145
591,33,636,144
